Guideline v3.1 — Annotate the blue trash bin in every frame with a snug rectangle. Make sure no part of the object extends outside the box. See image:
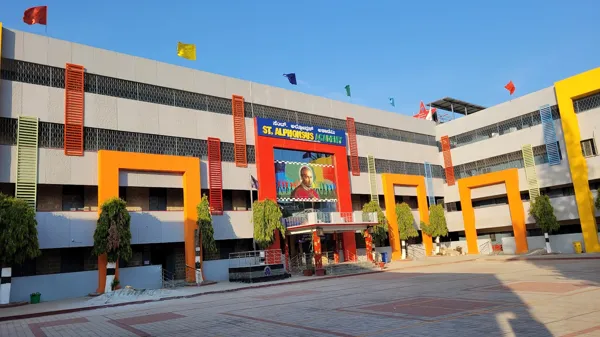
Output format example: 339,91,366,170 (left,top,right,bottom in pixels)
380,252,388,263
